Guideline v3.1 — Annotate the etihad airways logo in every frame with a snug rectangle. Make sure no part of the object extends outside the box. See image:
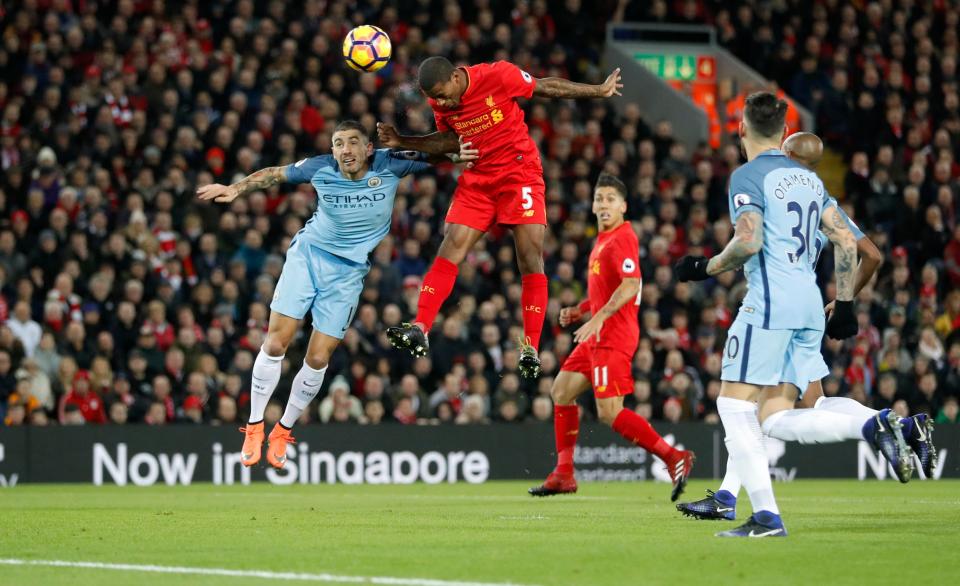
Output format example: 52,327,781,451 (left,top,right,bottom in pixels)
321,192,387,209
